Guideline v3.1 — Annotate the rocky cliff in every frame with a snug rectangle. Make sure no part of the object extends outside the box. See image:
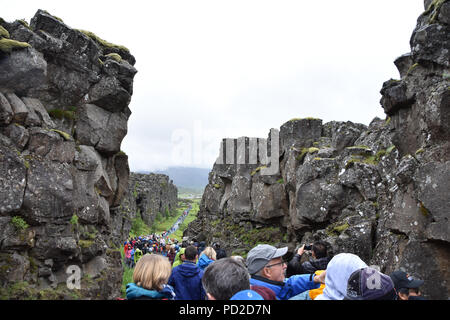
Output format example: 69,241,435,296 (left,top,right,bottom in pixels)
120,172,178,230
0,10,136,299
185,0,450,299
